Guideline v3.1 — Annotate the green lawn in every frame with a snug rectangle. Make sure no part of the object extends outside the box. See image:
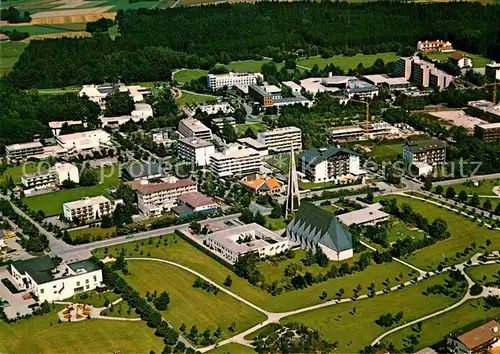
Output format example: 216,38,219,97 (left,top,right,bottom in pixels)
382,298,500,352
101,300,139,318
223,60,284,73
174,69,208,83
263,215,287,231
297,52,399,71
64,290,120,308
377,195,500,270
298,180,338,190
69,225,117,241
266,154,297,173
0,162,45,185
23,165,120,216
282,273,462,352
0,41,28,76
387,219,427,244
93,234,414,312
442,178,500,197
208,343,256,354
0,24,86,36
36,86,80,94
177,91,216,106
426,51,492,68
0,307,164,353
320,204,340,213
124,260,266,340
465,263,500,286
370,143,403,162
235,123,268,136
